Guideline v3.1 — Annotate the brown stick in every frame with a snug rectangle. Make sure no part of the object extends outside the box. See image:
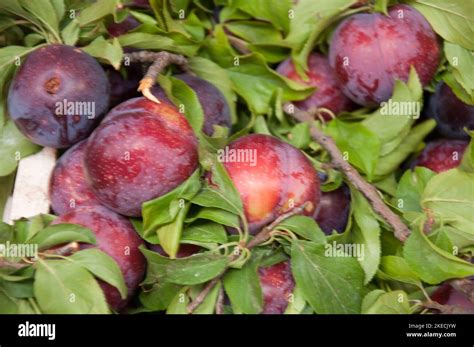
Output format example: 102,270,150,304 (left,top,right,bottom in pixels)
0,258,29,270
124,51,188,104
216,285,225,314
283,103,410,242
186,203,311,313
